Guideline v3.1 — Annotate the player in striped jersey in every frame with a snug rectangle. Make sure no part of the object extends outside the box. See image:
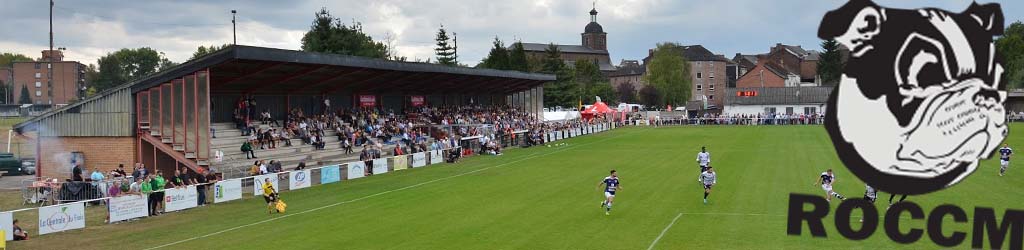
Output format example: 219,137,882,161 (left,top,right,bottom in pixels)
999,143,1012,176
861,184,877,223
700,167,717,204
597,170,621,215
814,169,846,202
